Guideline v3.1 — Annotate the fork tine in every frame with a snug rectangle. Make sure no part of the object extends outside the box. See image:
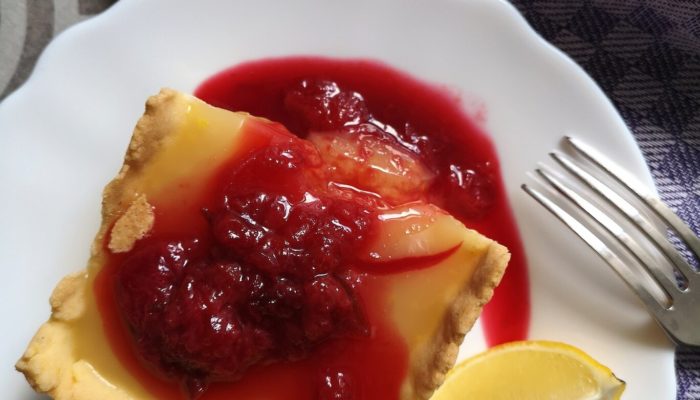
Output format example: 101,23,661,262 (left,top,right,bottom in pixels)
565,136,700,268
522,184,668,316
550,151,696,281
537,167,678,301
